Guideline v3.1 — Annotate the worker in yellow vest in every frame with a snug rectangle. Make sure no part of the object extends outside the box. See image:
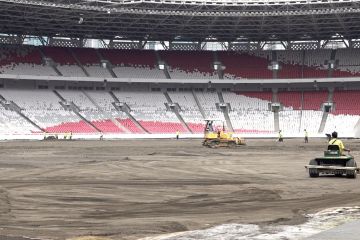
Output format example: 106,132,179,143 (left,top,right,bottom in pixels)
329,131,349,155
